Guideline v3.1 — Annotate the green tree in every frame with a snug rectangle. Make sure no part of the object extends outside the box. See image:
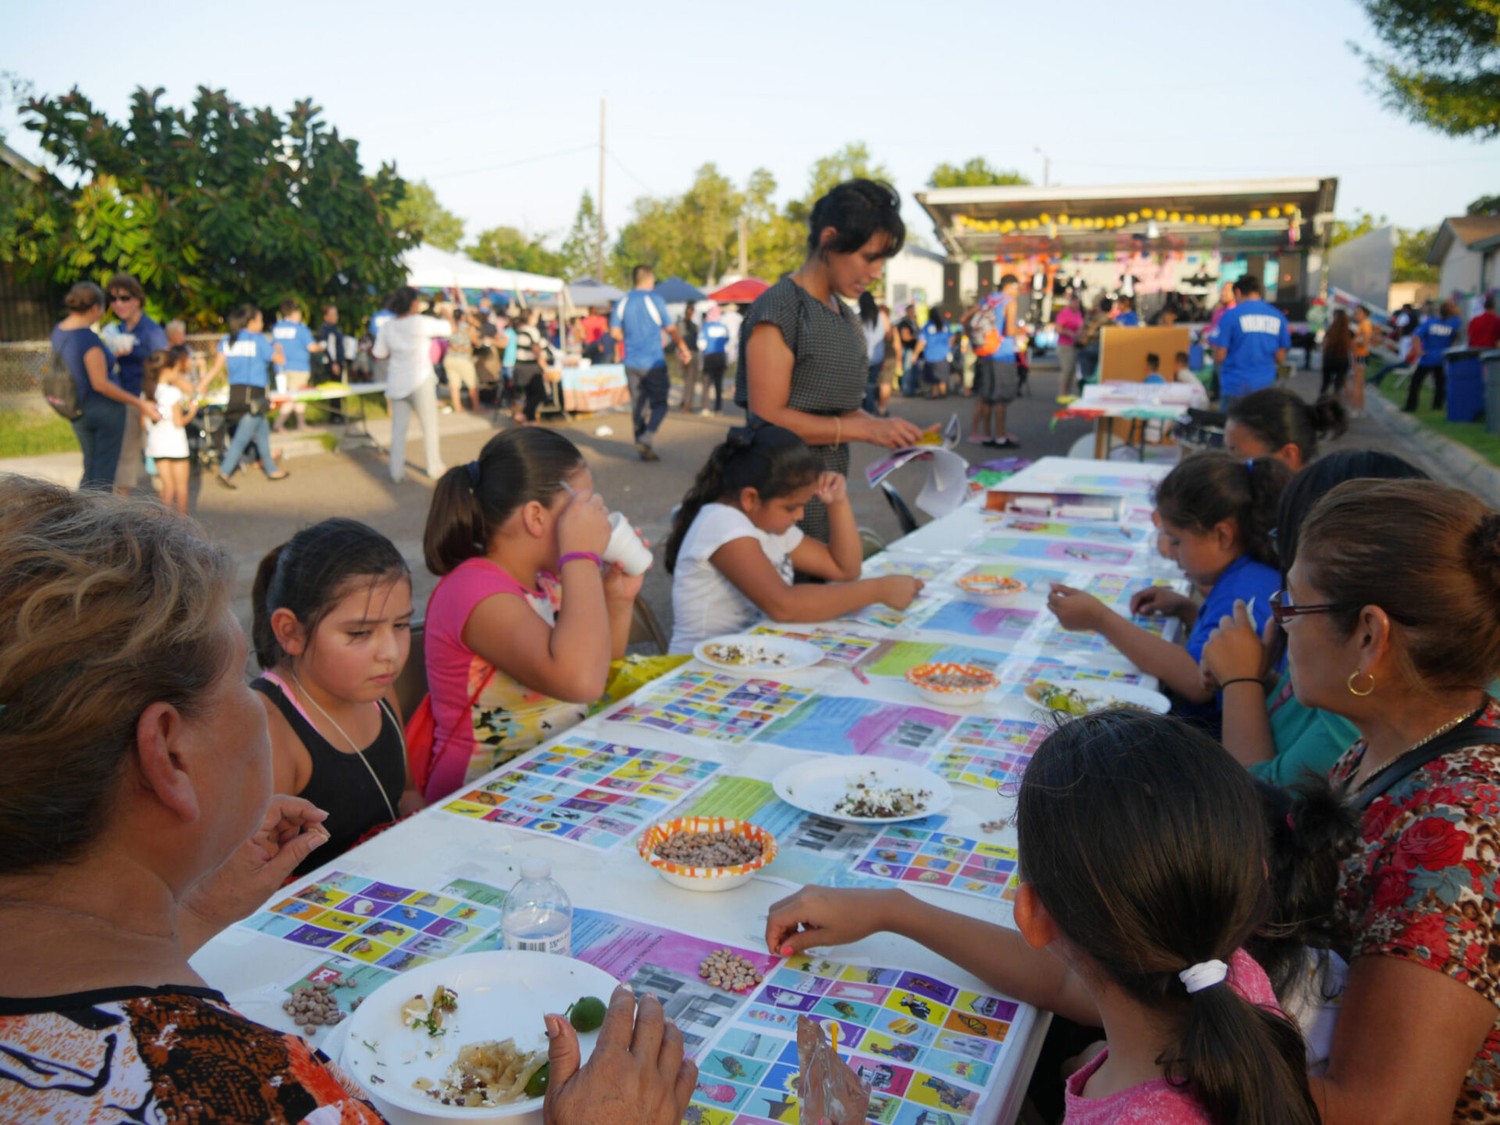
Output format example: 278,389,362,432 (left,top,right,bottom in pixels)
743,166,802,281
1327,210,1388,249
10,85,410,327
560,190,605,280
1351,0,1500,138
1394,226,1439,283
470,225,565,277
388,179,464,251
1468,194,1500,215
926,158,1031,188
